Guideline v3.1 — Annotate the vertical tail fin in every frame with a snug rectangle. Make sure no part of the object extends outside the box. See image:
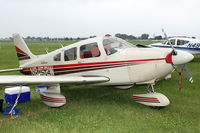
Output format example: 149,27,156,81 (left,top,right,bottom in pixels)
13,34,36,66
